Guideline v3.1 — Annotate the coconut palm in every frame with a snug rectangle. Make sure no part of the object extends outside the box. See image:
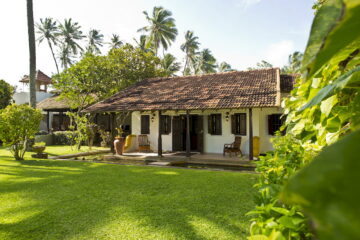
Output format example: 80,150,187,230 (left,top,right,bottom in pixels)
58,19,84,57
195,49,217,74
218,62,234,72
36,18,60,73
26,0,36,108
282,51,303,73
85,29,104,54
58,43,73,69
108,34,123,49
181,30,200,75
138,6,178,56
134,35,153,53
161,54,181,76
